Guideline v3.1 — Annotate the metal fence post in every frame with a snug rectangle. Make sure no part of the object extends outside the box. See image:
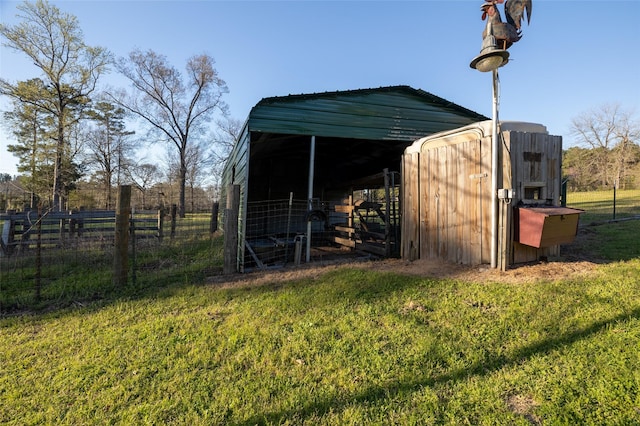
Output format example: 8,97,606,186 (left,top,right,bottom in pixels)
210,201,219,235
561,179,568,207
613,183,617,220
